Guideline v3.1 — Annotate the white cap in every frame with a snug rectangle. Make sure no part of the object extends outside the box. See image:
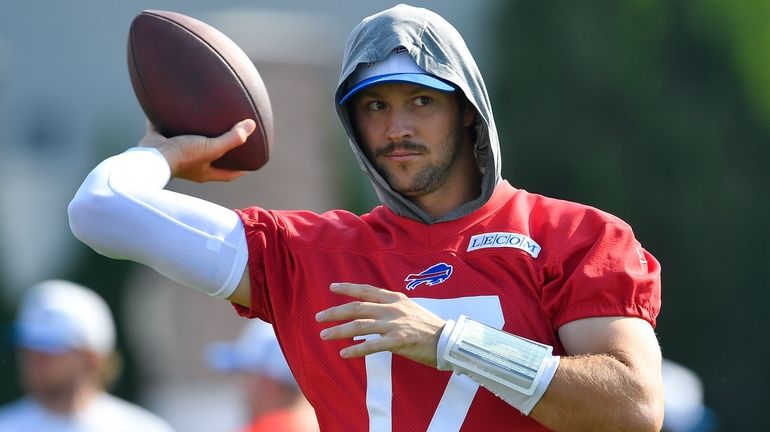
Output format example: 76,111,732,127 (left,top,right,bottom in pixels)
15,280,116,356
338,47,454,104
205,319,296,388
662,359,716,432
